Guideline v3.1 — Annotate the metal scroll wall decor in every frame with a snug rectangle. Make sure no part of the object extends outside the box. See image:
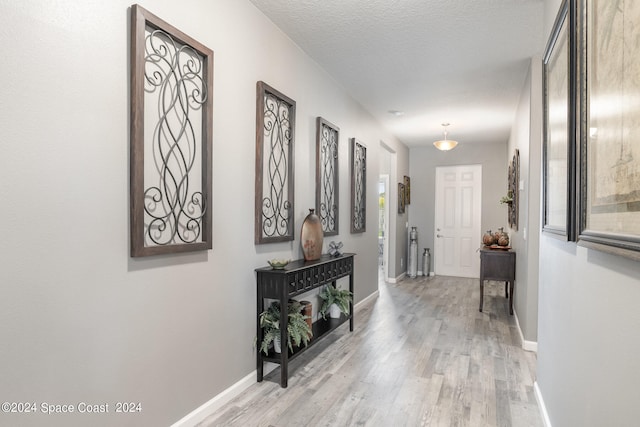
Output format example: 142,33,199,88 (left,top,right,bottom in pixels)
255,81,296,244
130,5,213,257
508,149,520,230
316,117,339,236
350,138,367,233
